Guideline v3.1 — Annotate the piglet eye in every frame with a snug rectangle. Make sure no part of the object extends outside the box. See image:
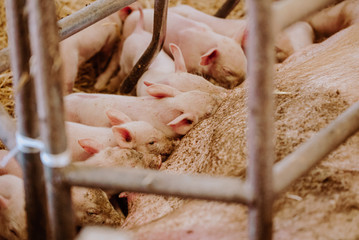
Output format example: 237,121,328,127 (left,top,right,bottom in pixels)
223,67,234,76
149,141,155,145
